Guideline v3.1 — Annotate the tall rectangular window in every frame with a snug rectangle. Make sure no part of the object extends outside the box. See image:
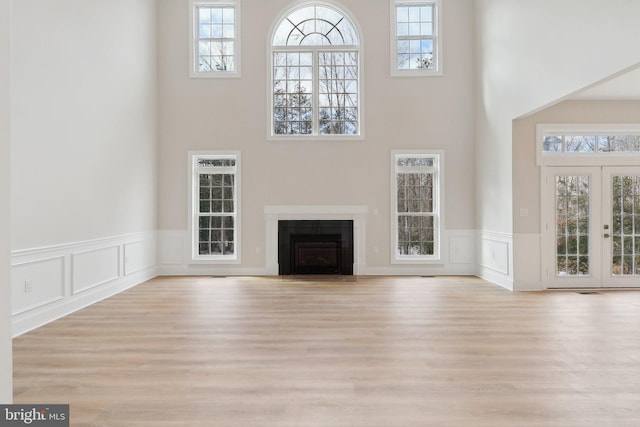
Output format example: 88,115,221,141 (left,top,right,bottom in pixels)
392,152,442,262
190,1,240,77
391,0,441,76
190,153,240,262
